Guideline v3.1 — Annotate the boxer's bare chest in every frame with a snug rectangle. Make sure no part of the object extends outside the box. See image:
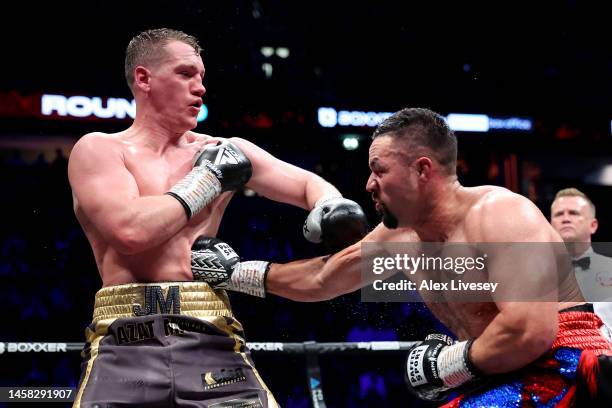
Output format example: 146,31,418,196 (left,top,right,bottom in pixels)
421,217,499,339
123,146,195,195
118,140,230,236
